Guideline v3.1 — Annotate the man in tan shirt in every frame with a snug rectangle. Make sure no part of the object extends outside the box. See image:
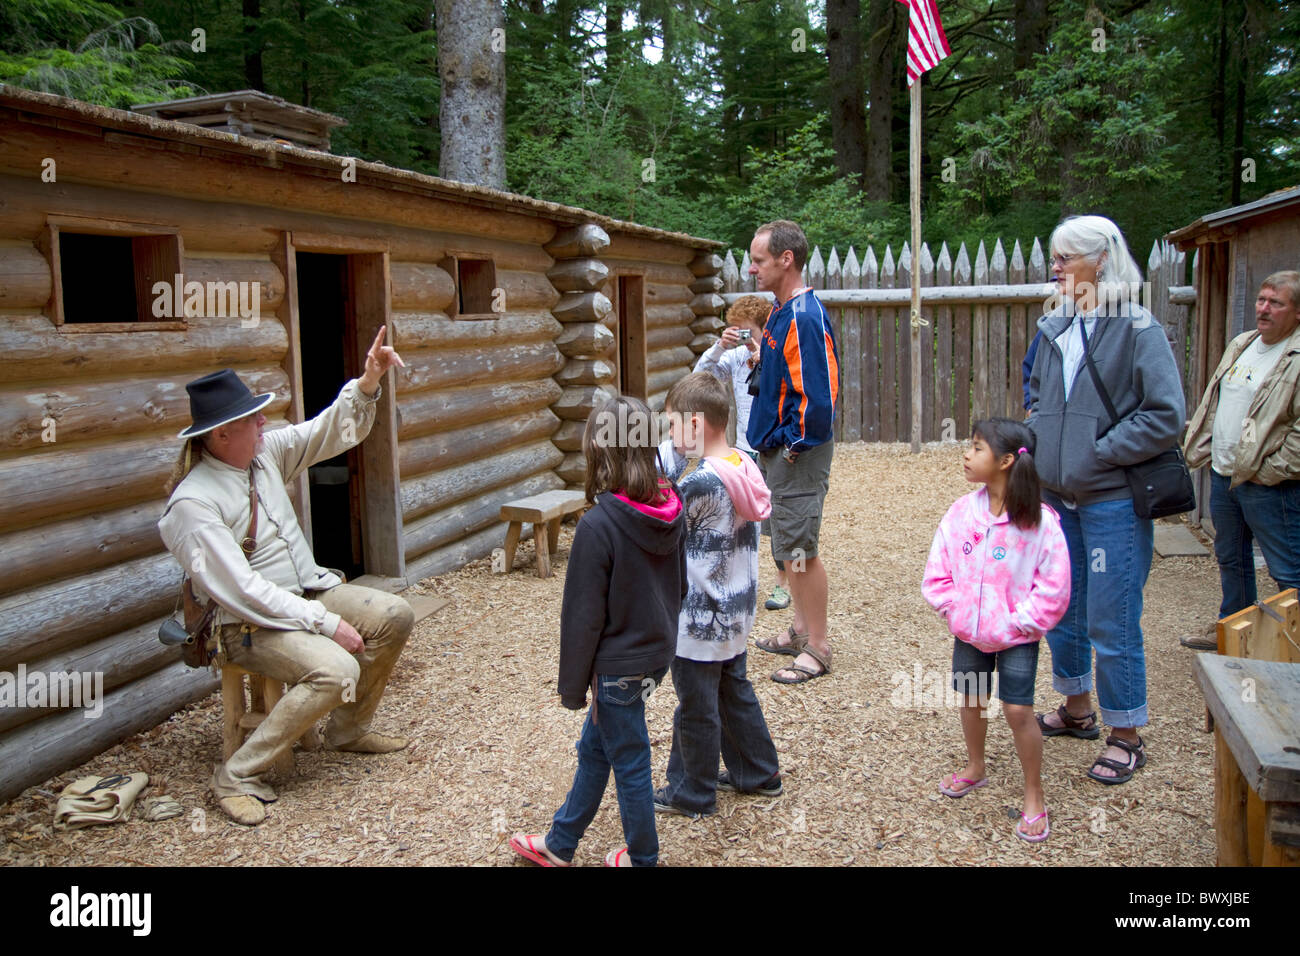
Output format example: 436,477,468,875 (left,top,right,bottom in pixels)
1182,271,1300,649
159,327,413,825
